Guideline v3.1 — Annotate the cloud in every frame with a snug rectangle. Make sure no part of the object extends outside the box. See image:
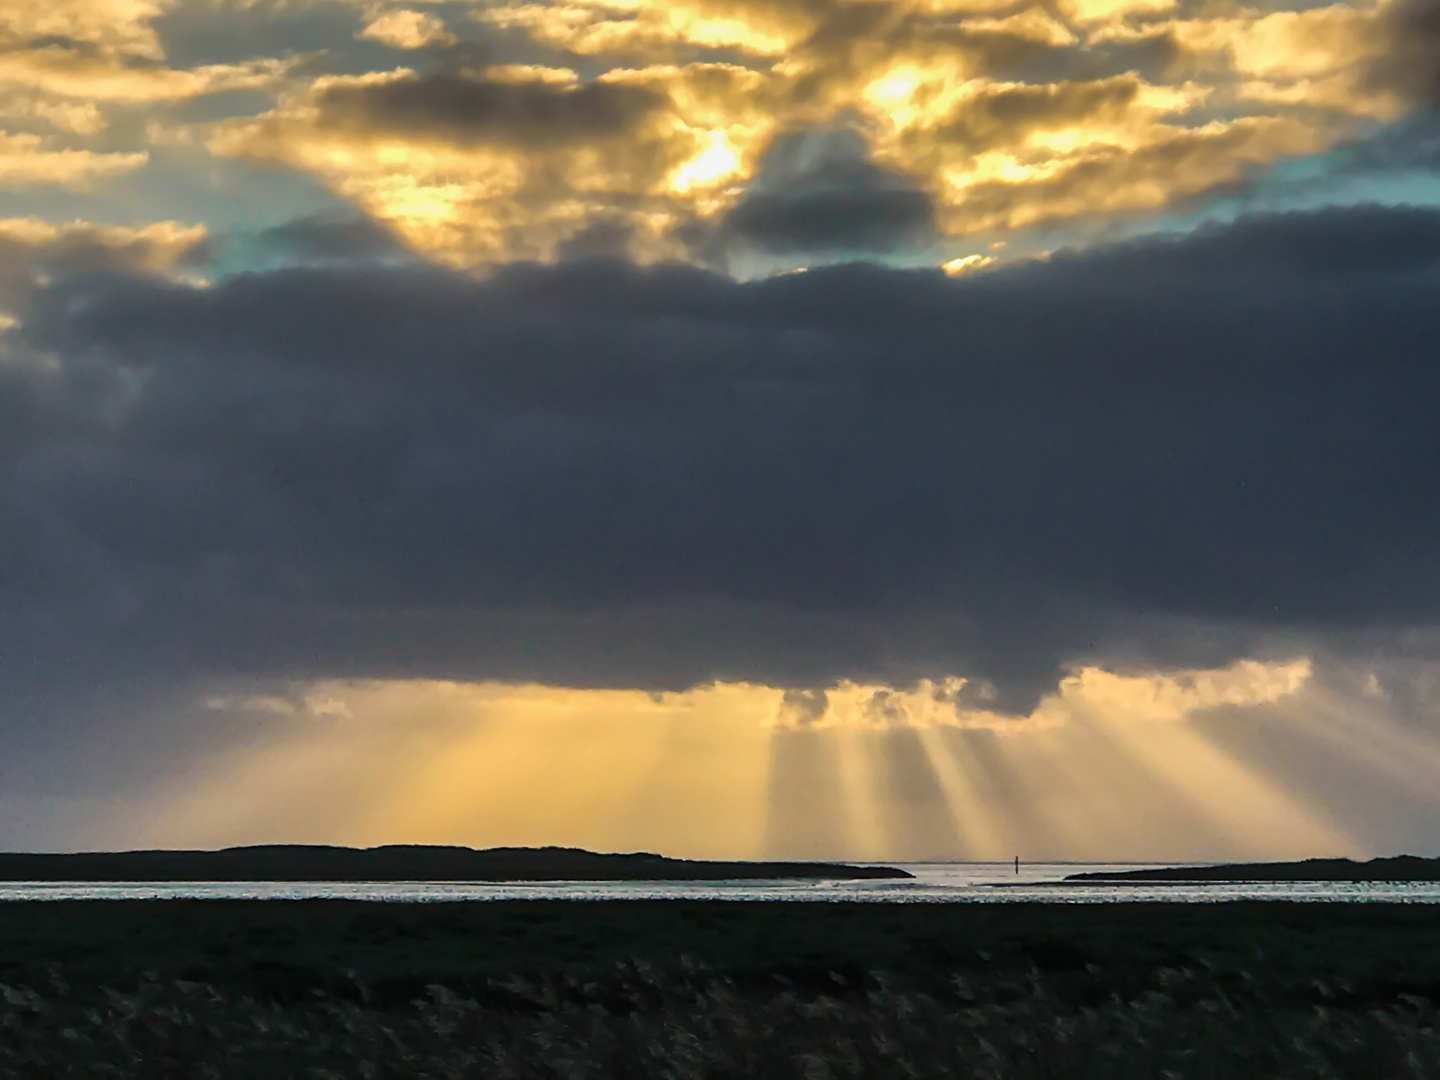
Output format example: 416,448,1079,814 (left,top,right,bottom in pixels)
930,76,1149,154
308,67,663,144
1370,0,1440,105
210,65,717,261
710,127,937,259
0,203,1438,709
358,9,456,49
0,45,290,145
776,687,830,728
1337,109,1440,172
936,113,1325,233
0,216,207,274
243,209,411,265
193,0,1407,264
0,6,285,197
768,660,1311,731
0,0,171,60
0,131,147,186
0,48,287,105
480,0,834,59
0,0,1419,266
